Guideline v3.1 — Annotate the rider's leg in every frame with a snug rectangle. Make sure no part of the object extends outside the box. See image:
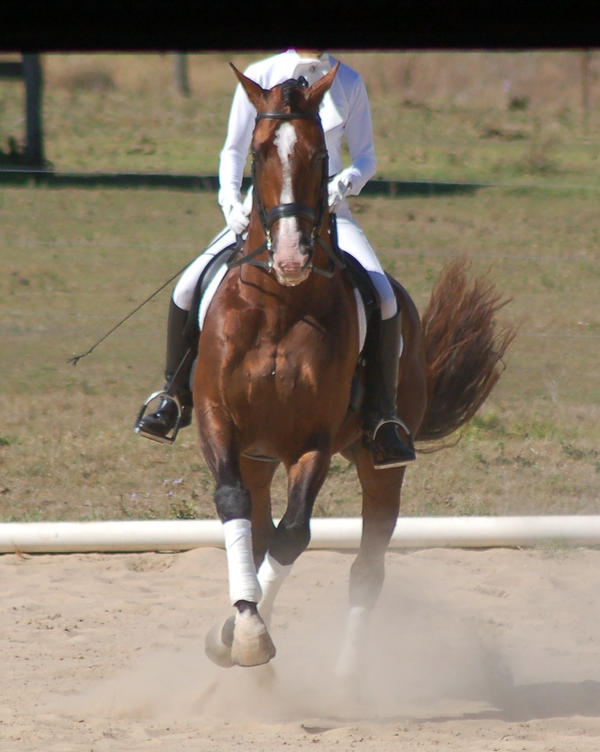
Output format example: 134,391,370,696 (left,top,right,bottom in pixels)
134,227,236,443
335,209,415,468
360,308,416,468
134,297,195,442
